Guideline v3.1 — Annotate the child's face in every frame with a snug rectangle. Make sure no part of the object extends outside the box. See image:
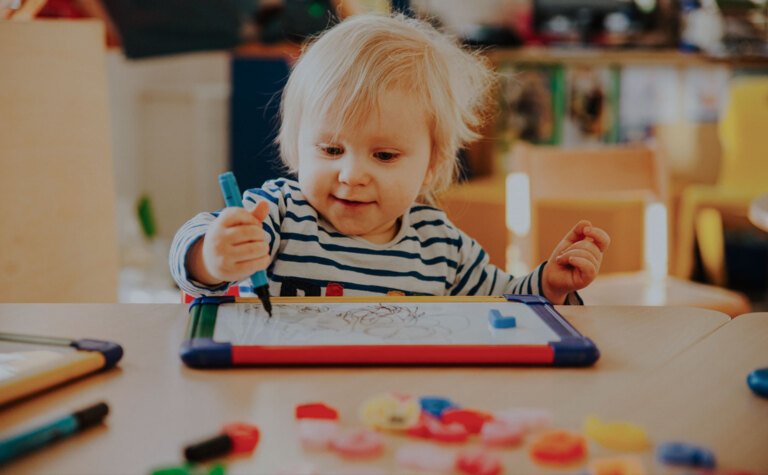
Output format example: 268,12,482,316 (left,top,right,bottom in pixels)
297,88,433,244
